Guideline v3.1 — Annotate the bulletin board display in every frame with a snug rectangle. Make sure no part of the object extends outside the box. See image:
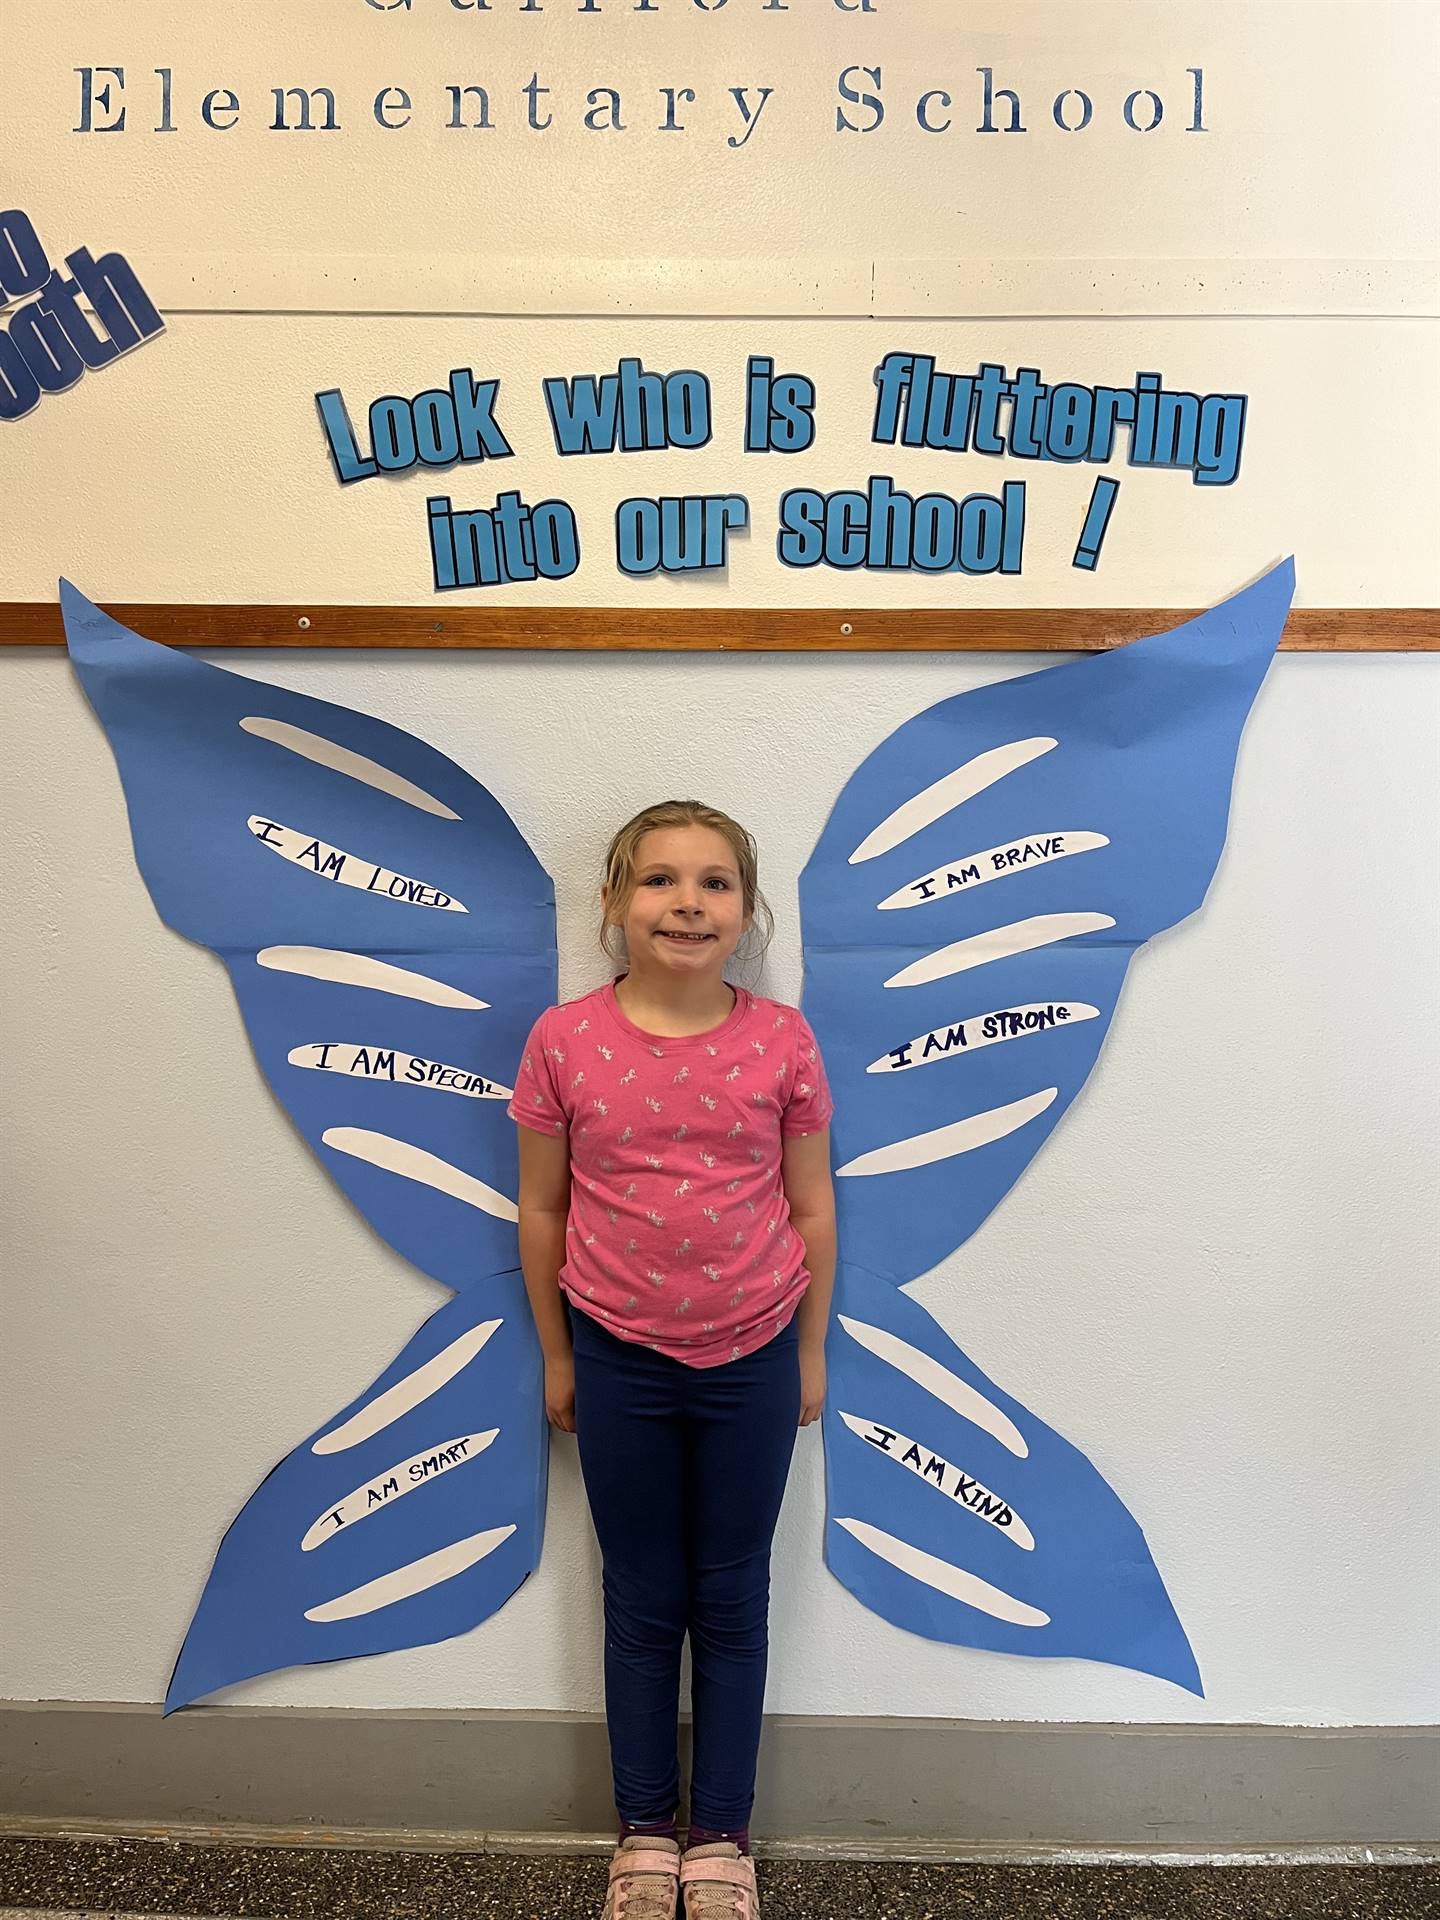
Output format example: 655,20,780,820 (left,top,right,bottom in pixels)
1,2,1436,638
